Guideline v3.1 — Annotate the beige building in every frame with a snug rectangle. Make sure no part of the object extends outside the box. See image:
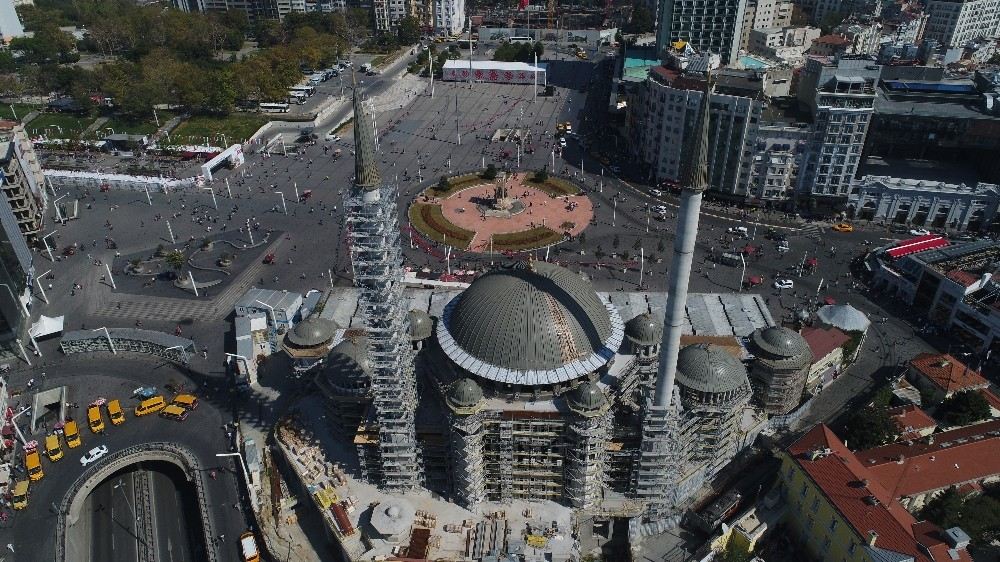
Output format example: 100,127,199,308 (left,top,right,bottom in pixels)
748,26,822,64
739,0,794,52
0,121,46,240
